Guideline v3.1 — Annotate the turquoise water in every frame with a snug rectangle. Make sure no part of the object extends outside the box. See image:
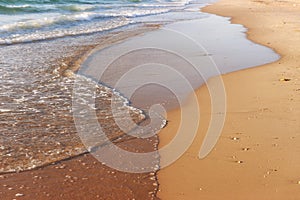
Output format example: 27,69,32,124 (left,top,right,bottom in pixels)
0,0,196,44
